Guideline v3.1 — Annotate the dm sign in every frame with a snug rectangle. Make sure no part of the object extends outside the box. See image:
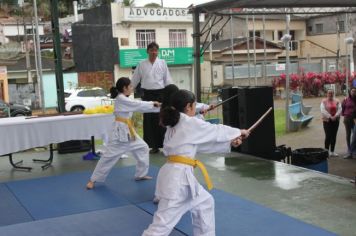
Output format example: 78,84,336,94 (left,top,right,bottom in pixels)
119,47,202,68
